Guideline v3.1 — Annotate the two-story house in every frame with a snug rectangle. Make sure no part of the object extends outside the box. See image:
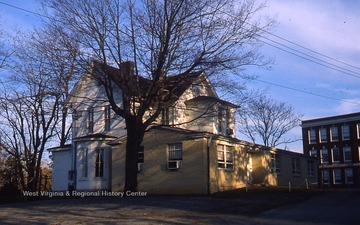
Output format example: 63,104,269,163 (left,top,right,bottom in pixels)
302,113,360,188
50,61,317,195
